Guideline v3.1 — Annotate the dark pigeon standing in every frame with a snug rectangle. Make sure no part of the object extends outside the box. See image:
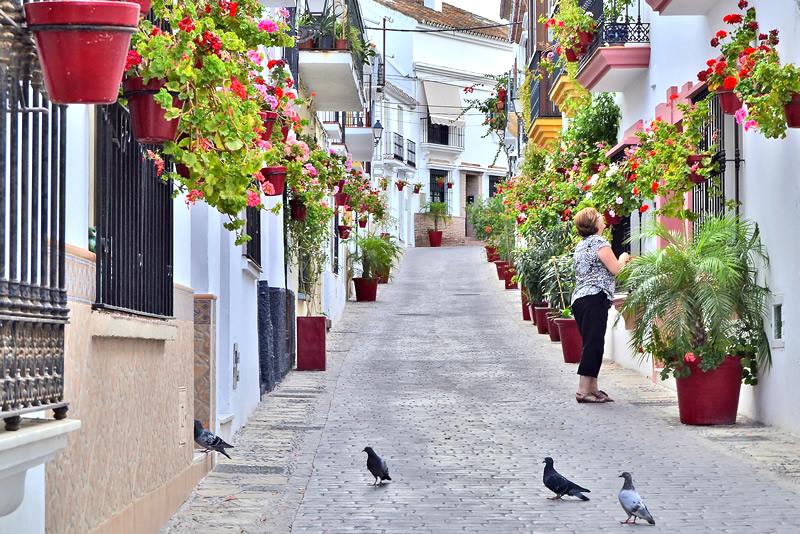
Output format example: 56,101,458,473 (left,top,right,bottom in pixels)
618,472,655,525
542,457,590,501
363,446,392,486
194,419,233,459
